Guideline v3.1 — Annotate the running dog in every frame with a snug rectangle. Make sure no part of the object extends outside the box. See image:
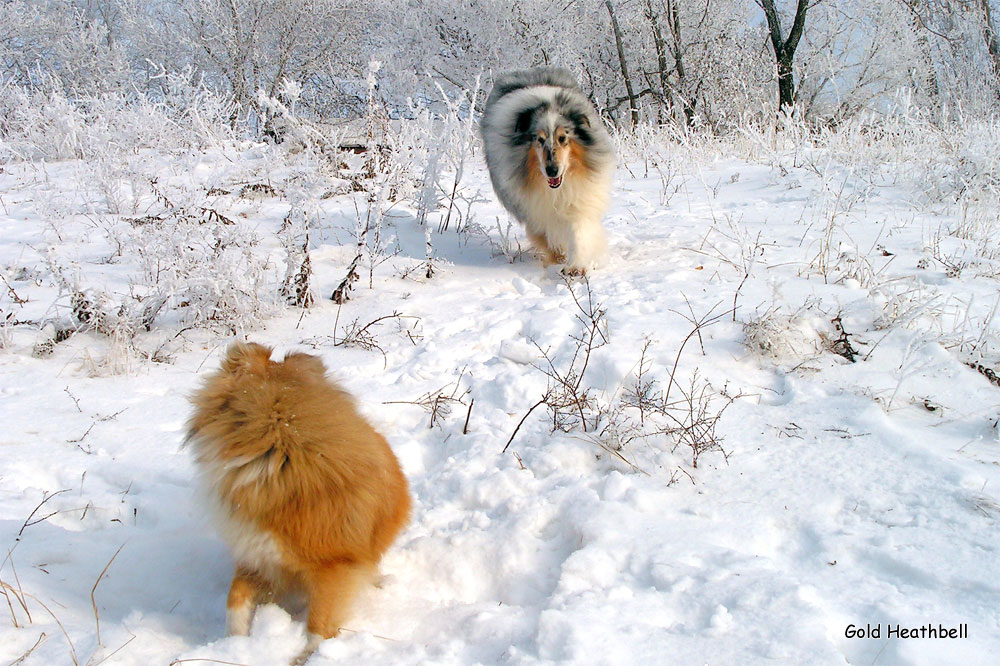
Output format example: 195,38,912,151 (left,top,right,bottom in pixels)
481,67,615,273
185,342,410,664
